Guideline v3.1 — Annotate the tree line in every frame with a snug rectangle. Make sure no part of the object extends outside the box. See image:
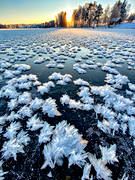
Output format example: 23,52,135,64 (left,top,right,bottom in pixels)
0,20,55,29
55,0,134,27
0,0,134,29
